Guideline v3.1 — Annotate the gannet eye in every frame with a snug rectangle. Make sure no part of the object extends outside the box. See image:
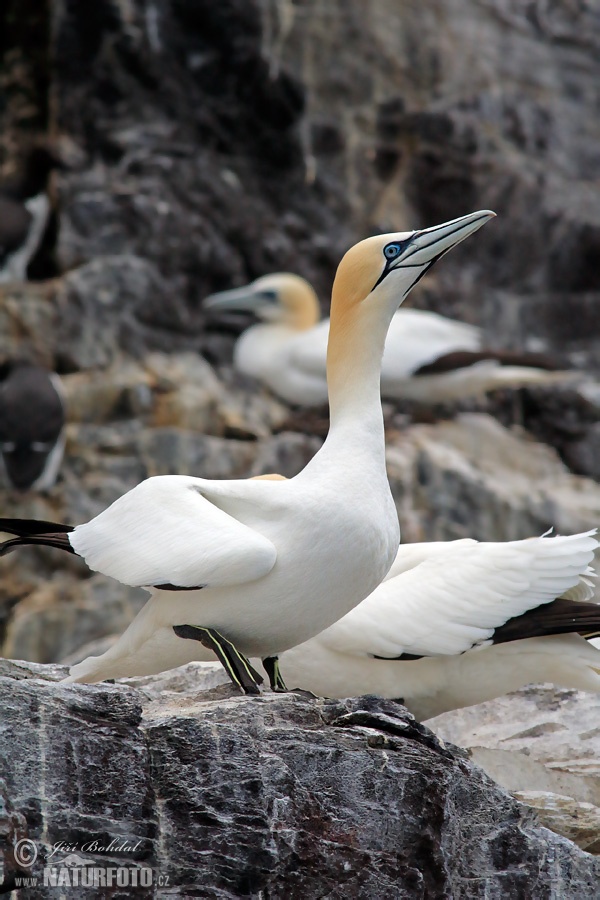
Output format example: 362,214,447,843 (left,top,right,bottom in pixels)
384,243,403,260
258,290,279,304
